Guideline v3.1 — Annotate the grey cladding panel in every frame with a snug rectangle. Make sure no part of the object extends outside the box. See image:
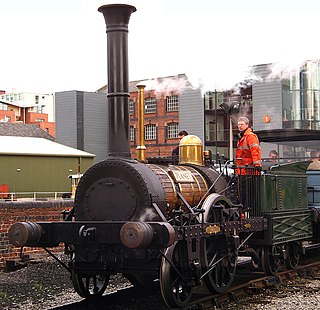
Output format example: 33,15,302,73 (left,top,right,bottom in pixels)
55,91,78,148
83,92,108,163
179,88,204,142
252,64,283,131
